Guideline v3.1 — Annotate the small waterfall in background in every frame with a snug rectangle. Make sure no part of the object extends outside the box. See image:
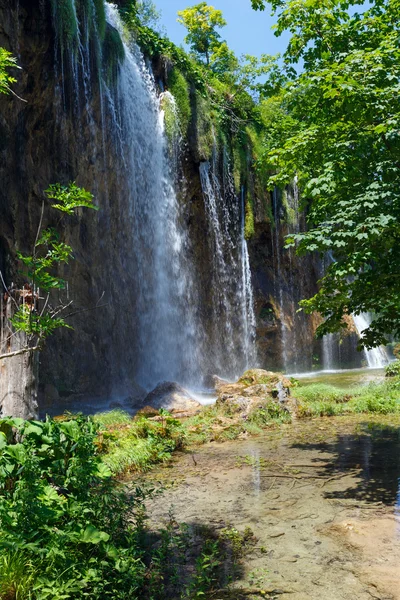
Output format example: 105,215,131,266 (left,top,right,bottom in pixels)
199,151,257,380
352,313,389,368
240,188,257,370
272,188,289,371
